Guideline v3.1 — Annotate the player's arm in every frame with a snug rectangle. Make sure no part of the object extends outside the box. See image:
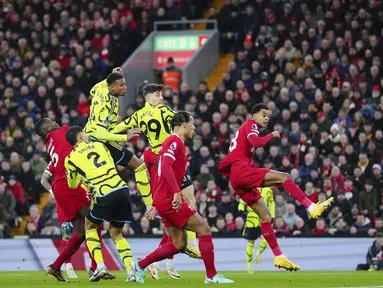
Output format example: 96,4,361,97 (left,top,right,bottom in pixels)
247,129,277,149
64,157,81,189
41,162,54,196
111,111,139,134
